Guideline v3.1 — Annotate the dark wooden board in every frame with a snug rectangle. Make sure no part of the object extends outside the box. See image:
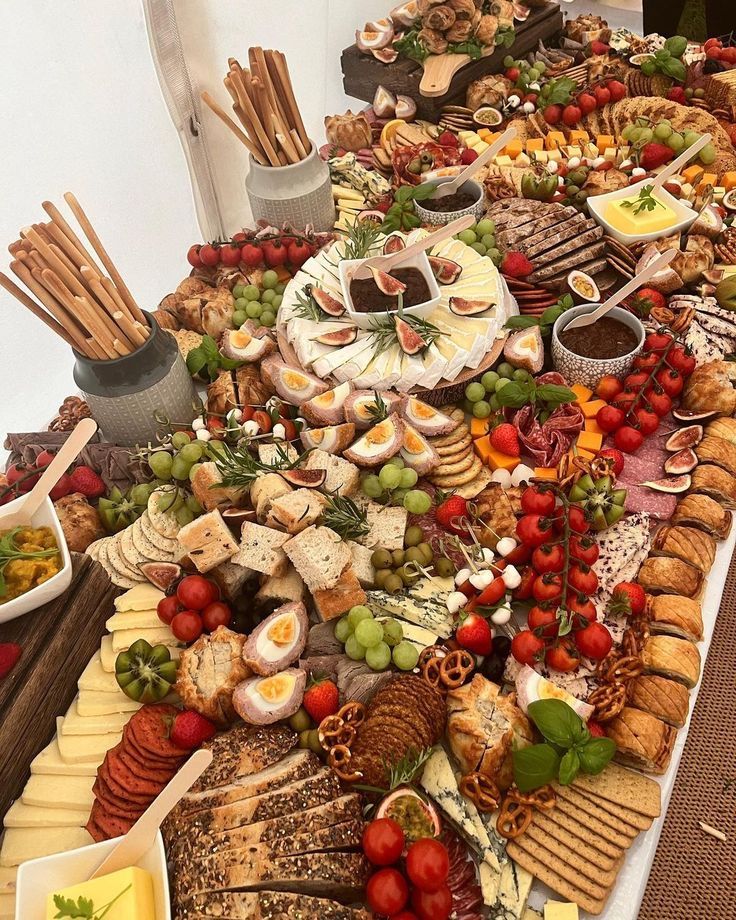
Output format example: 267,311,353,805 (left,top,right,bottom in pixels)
342,3,563,122
0,554,119,819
